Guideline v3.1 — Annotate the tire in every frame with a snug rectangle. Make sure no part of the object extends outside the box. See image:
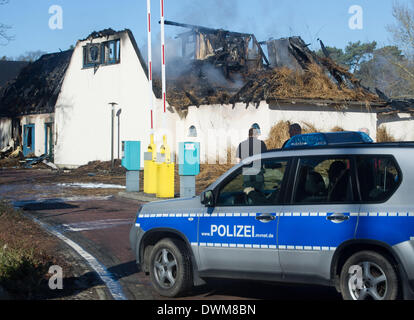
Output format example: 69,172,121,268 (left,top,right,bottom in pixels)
339,251,399,300
149,238,193,297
